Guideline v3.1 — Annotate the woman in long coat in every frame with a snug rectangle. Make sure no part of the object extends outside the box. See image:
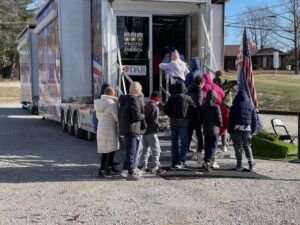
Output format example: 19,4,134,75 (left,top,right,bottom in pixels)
94,87,119,177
